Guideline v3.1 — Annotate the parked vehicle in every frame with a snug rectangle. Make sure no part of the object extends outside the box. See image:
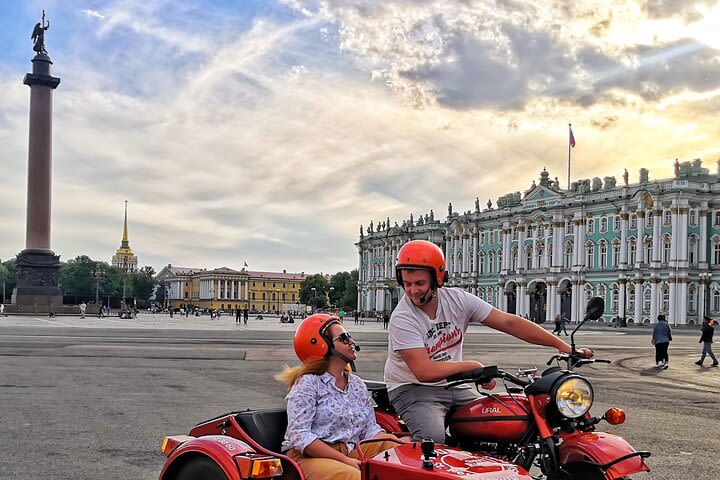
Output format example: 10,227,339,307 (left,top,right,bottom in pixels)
368,297,650,480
